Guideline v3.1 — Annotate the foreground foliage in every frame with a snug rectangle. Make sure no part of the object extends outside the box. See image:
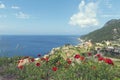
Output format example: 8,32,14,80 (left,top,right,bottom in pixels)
0,52,120,80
